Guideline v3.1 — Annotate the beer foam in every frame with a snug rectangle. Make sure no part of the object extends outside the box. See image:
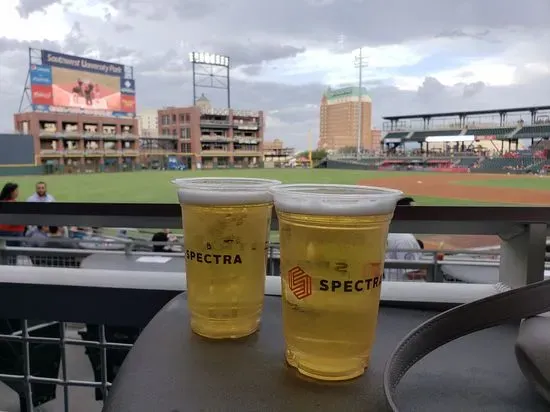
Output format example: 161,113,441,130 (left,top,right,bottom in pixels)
270,184,403,216
173,178,281,205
